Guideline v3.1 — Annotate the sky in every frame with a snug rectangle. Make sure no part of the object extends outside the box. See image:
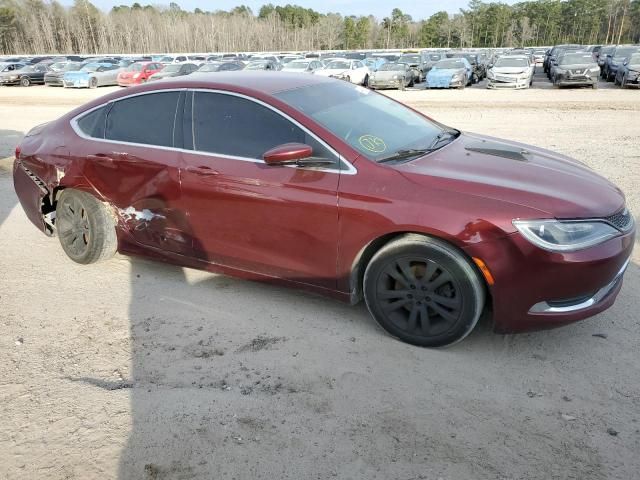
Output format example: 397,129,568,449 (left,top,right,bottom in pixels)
74,0,521,21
